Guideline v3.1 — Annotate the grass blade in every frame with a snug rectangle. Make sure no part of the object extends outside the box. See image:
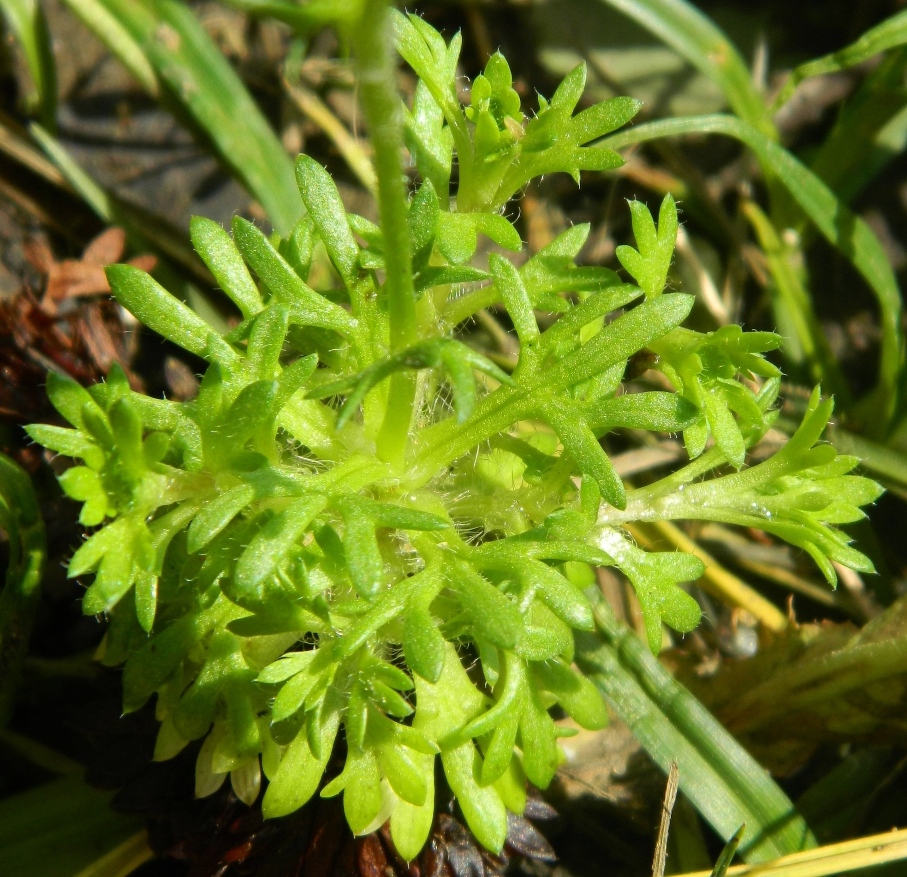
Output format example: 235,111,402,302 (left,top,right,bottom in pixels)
574,591,816,863
601,114,904,431
1,0,57,127
219,0,358,31
710,825,745,877
676,829,907,877
30,123,231,332
807,48,907,205
741,201,848,399
283,79,377,194
55,0,157,94
773,9,907,111
29,124,206,280
595,0,773,135
60,0,302,235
